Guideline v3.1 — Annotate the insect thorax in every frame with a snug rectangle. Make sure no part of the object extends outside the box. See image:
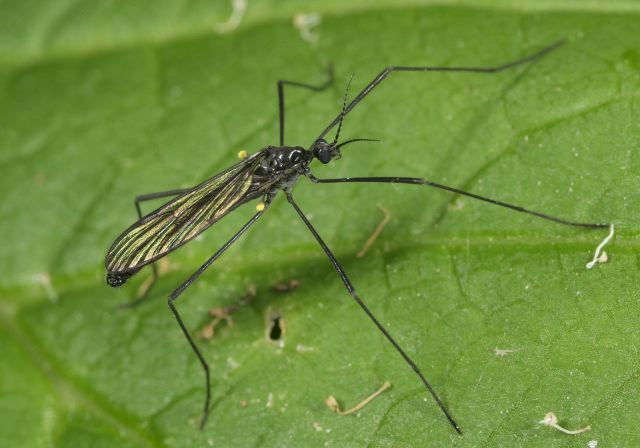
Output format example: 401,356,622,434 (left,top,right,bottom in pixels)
255,146,311,176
